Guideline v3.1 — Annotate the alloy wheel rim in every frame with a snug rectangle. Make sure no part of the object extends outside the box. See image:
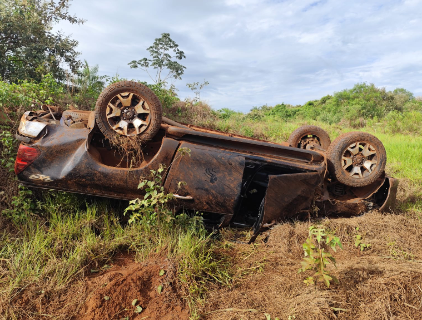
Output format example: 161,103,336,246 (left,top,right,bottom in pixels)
106,92,150,136
342,142,377,179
